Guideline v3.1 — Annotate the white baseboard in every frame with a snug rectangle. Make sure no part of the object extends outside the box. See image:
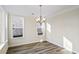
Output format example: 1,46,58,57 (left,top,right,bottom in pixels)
46,39,77,54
